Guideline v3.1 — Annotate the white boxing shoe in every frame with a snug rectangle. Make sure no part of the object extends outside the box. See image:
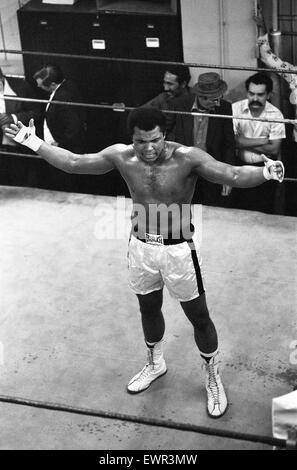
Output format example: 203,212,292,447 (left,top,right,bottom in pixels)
203,352,228,418
127,340,167,394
